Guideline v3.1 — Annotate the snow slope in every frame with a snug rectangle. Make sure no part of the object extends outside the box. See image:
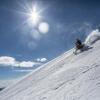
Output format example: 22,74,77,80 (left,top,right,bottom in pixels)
0,79,18,89
0,37,100,100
